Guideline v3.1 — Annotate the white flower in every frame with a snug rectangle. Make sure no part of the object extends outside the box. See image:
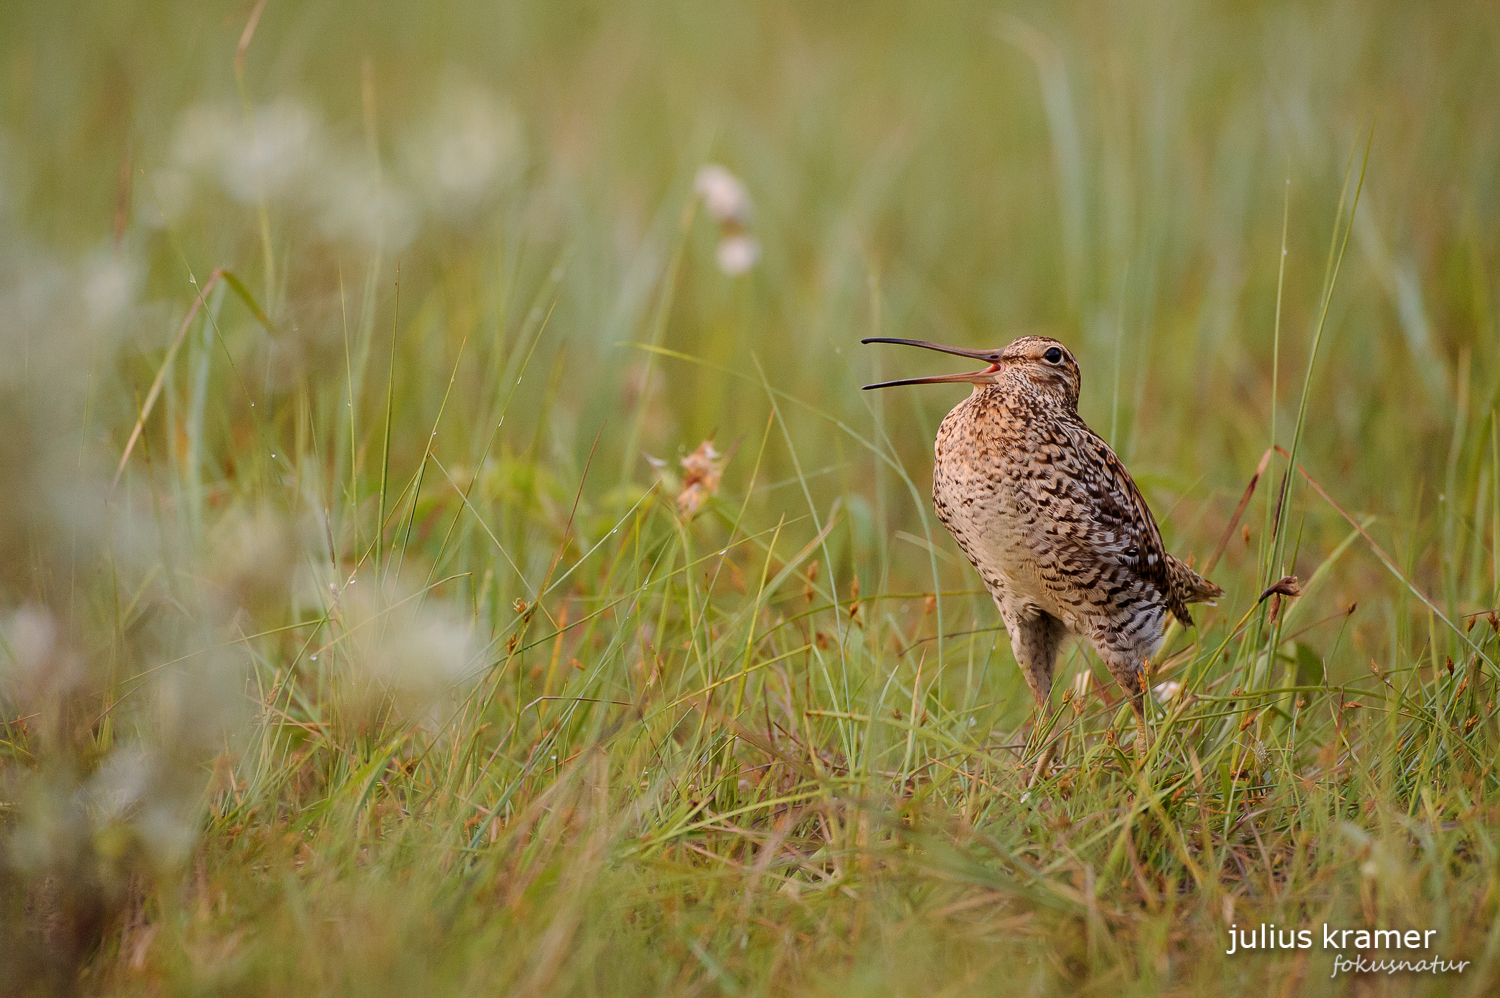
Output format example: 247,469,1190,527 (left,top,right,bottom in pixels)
86,750,152,822
715,234,760,276
3,603,59,684
221,98,324,204
174,99,325,206
694,164,751,226
332,582,476,726
81,249,142,328
0,605,89,722
407,80,525,220
315,156,419,251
